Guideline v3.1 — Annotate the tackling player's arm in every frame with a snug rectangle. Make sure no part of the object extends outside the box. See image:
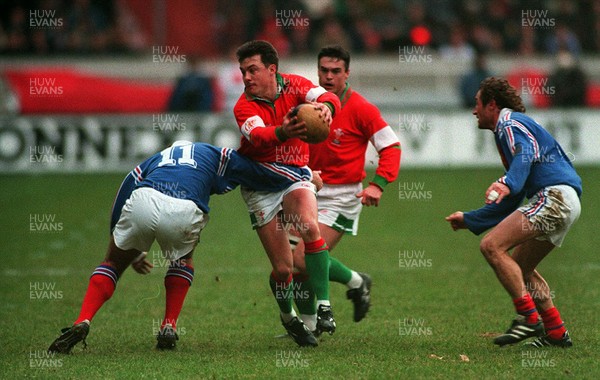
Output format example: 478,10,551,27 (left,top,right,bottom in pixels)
446,189,526,234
